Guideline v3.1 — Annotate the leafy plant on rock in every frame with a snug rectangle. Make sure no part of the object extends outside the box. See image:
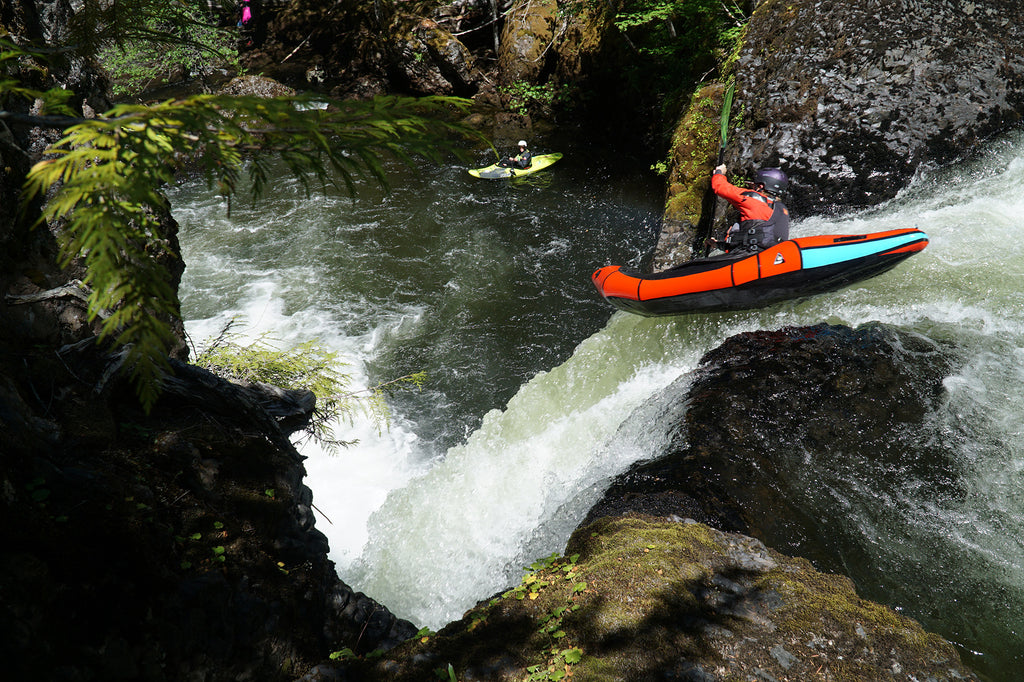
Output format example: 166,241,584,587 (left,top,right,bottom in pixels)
501,80,573,117
501,552,588,682
193,322,427,451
